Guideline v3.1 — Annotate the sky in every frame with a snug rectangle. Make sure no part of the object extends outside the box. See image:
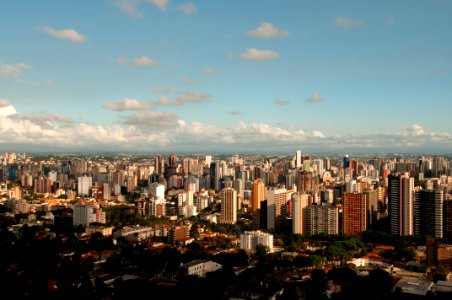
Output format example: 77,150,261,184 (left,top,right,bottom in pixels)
0,0,451,154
